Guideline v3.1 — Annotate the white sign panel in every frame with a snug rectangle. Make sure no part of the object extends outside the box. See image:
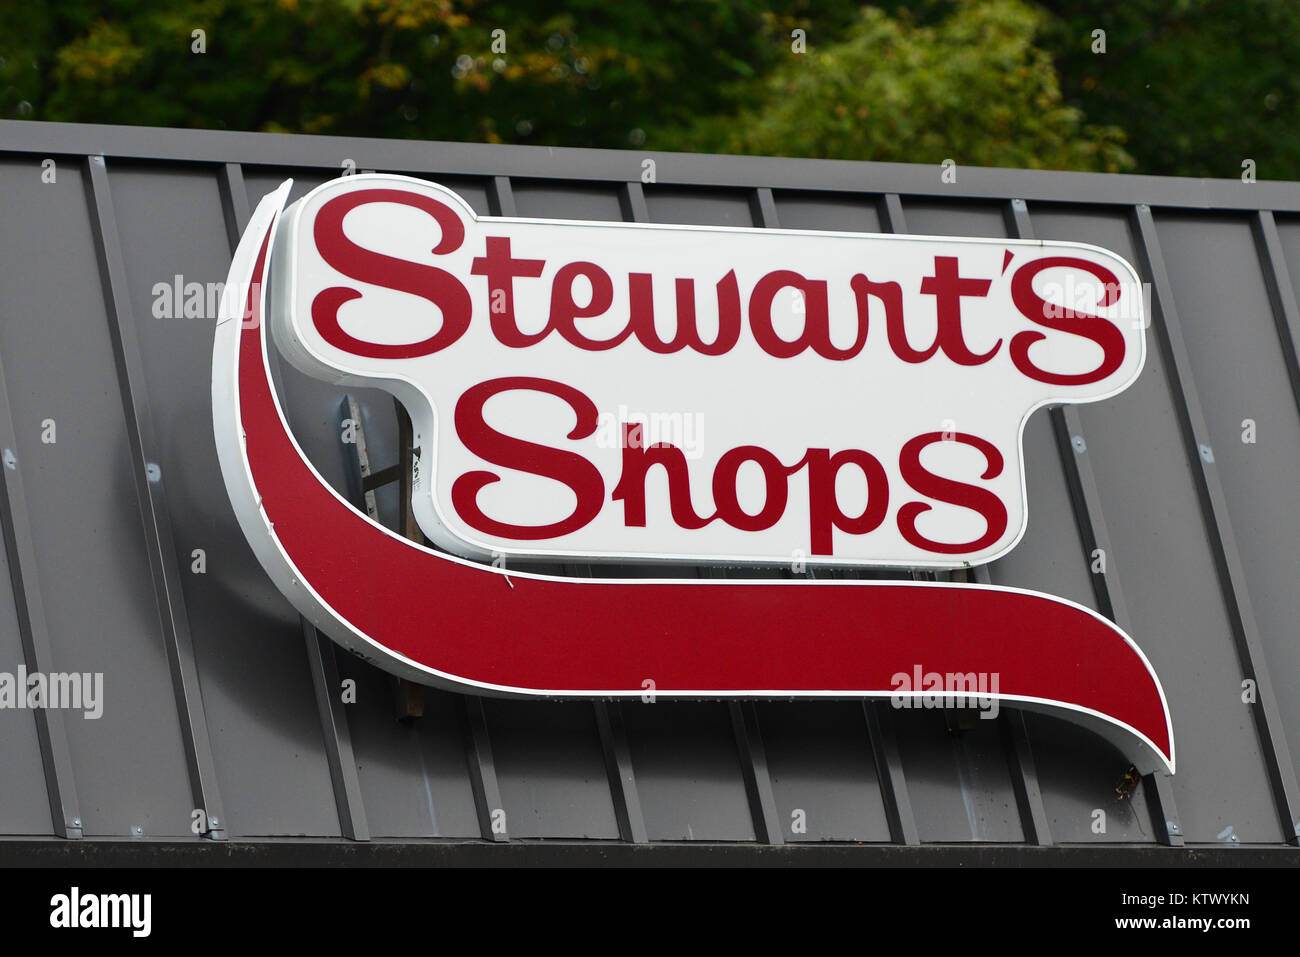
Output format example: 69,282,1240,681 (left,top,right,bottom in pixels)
270,175,1145,568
